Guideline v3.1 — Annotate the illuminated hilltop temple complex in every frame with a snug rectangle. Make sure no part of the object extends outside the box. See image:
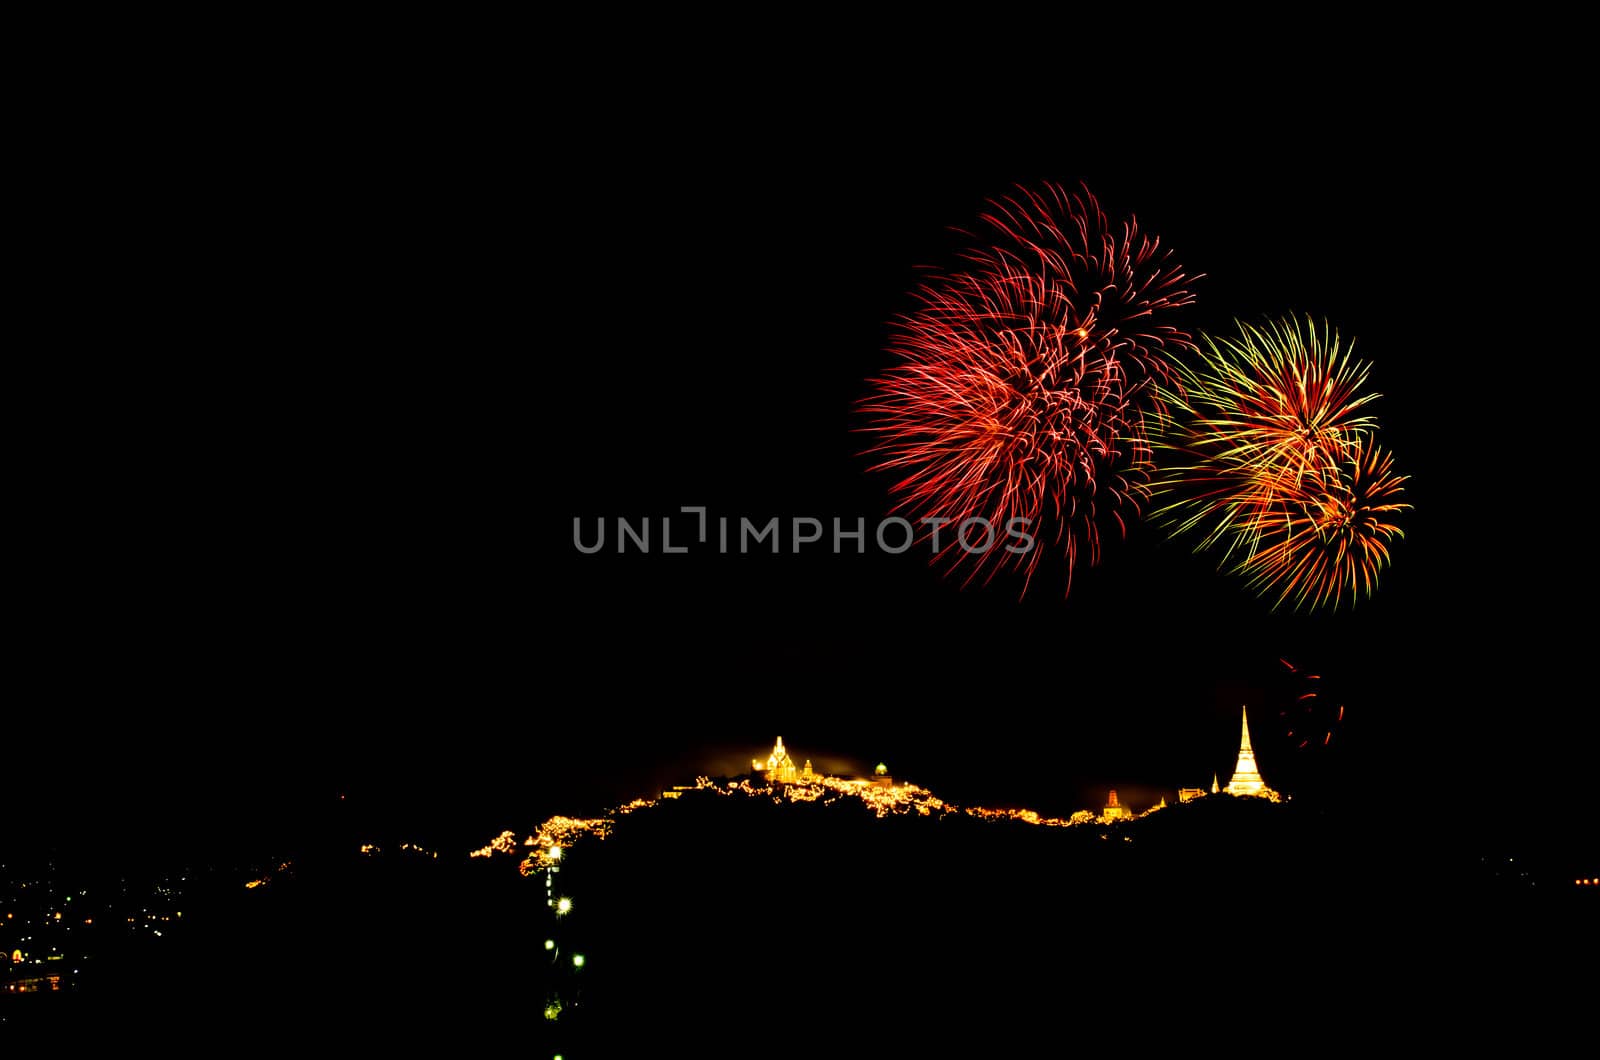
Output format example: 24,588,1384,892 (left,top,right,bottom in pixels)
752,736,817,784
1109,706,1280,817
744,713,1277,825
751,737,891,787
